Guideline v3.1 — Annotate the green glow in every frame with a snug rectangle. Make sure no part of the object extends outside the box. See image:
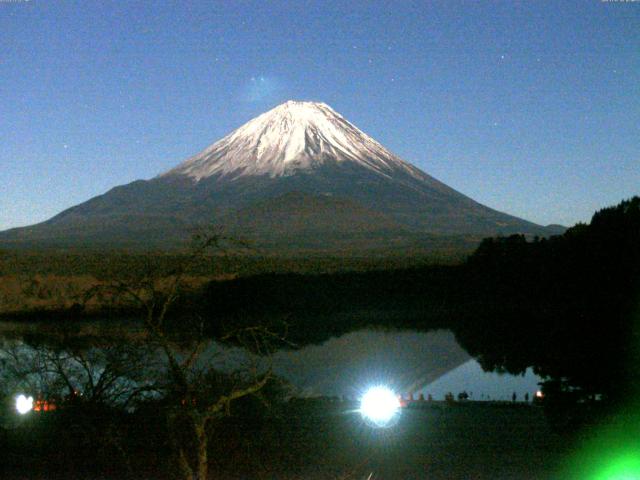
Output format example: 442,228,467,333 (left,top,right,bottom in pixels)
561,410,640,480
593,452,640,480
